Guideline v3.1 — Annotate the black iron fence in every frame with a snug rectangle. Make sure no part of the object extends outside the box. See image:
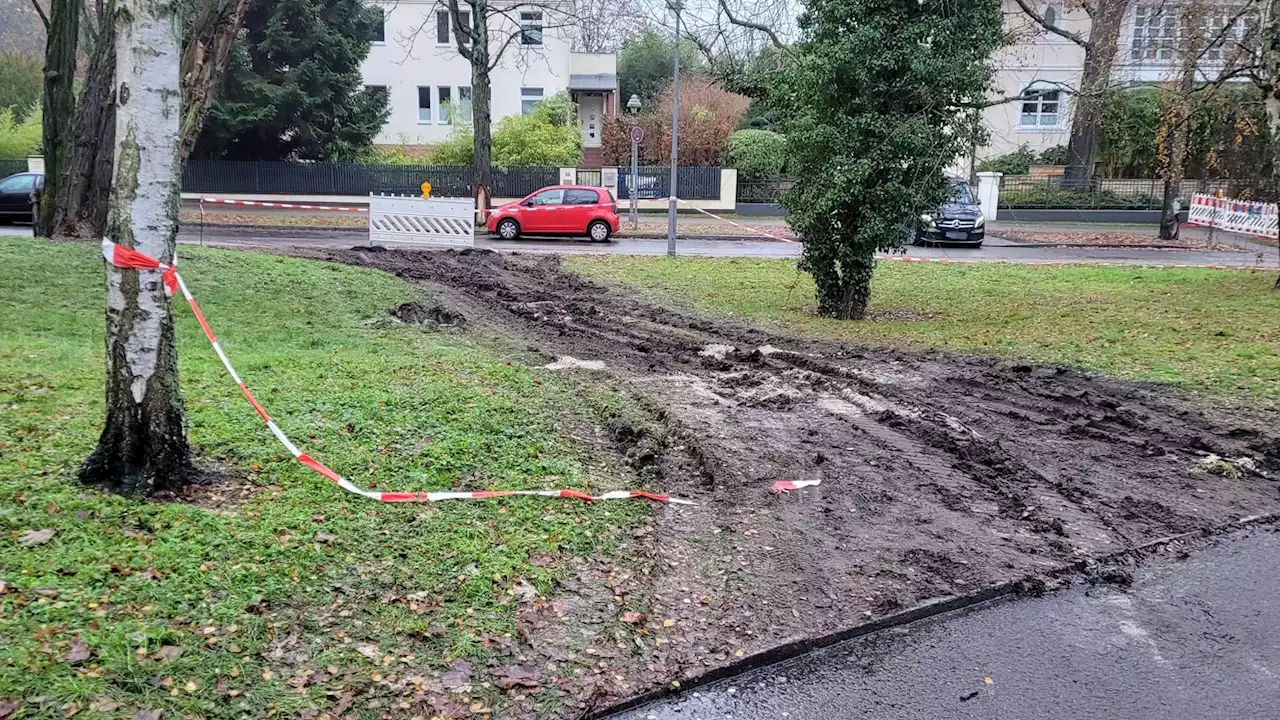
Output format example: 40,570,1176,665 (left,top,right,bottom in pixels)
0,159,28,178
737,177,793,203
182,161,559,198
618,166,721,200
998,169,1260,210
